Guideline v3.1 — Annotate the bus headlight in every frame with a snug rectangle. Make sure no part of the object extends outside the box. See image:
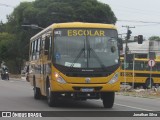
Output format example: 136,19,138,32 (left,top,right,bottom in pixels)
54,72,66,84
108,73,119,84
